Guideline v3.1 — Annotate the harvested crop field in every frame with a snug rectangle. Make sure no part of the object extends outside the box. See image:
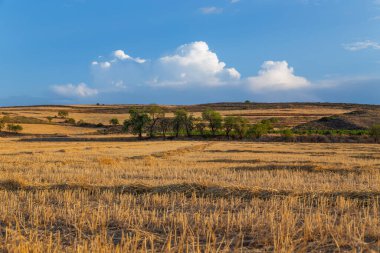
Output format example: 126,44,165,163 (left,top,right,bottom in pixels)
0,138,379,252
